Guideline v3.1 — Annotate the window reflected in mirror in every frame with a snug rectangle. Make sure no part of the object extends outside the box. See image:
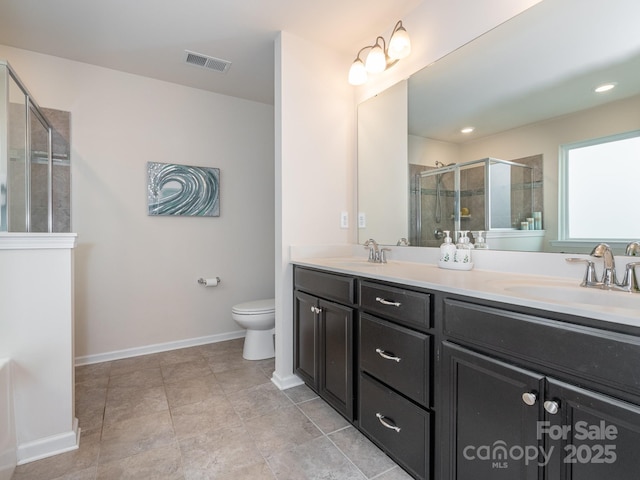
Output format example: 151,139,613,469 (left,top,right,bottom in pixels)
561,130,640,242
